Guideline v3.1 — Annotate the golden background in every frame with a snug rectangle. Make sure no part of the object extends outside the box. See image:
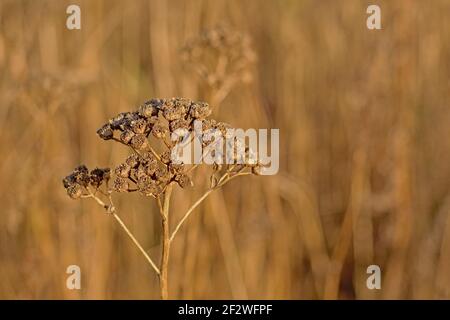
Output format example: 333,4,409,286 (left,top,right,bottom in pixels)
0,0,449,299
